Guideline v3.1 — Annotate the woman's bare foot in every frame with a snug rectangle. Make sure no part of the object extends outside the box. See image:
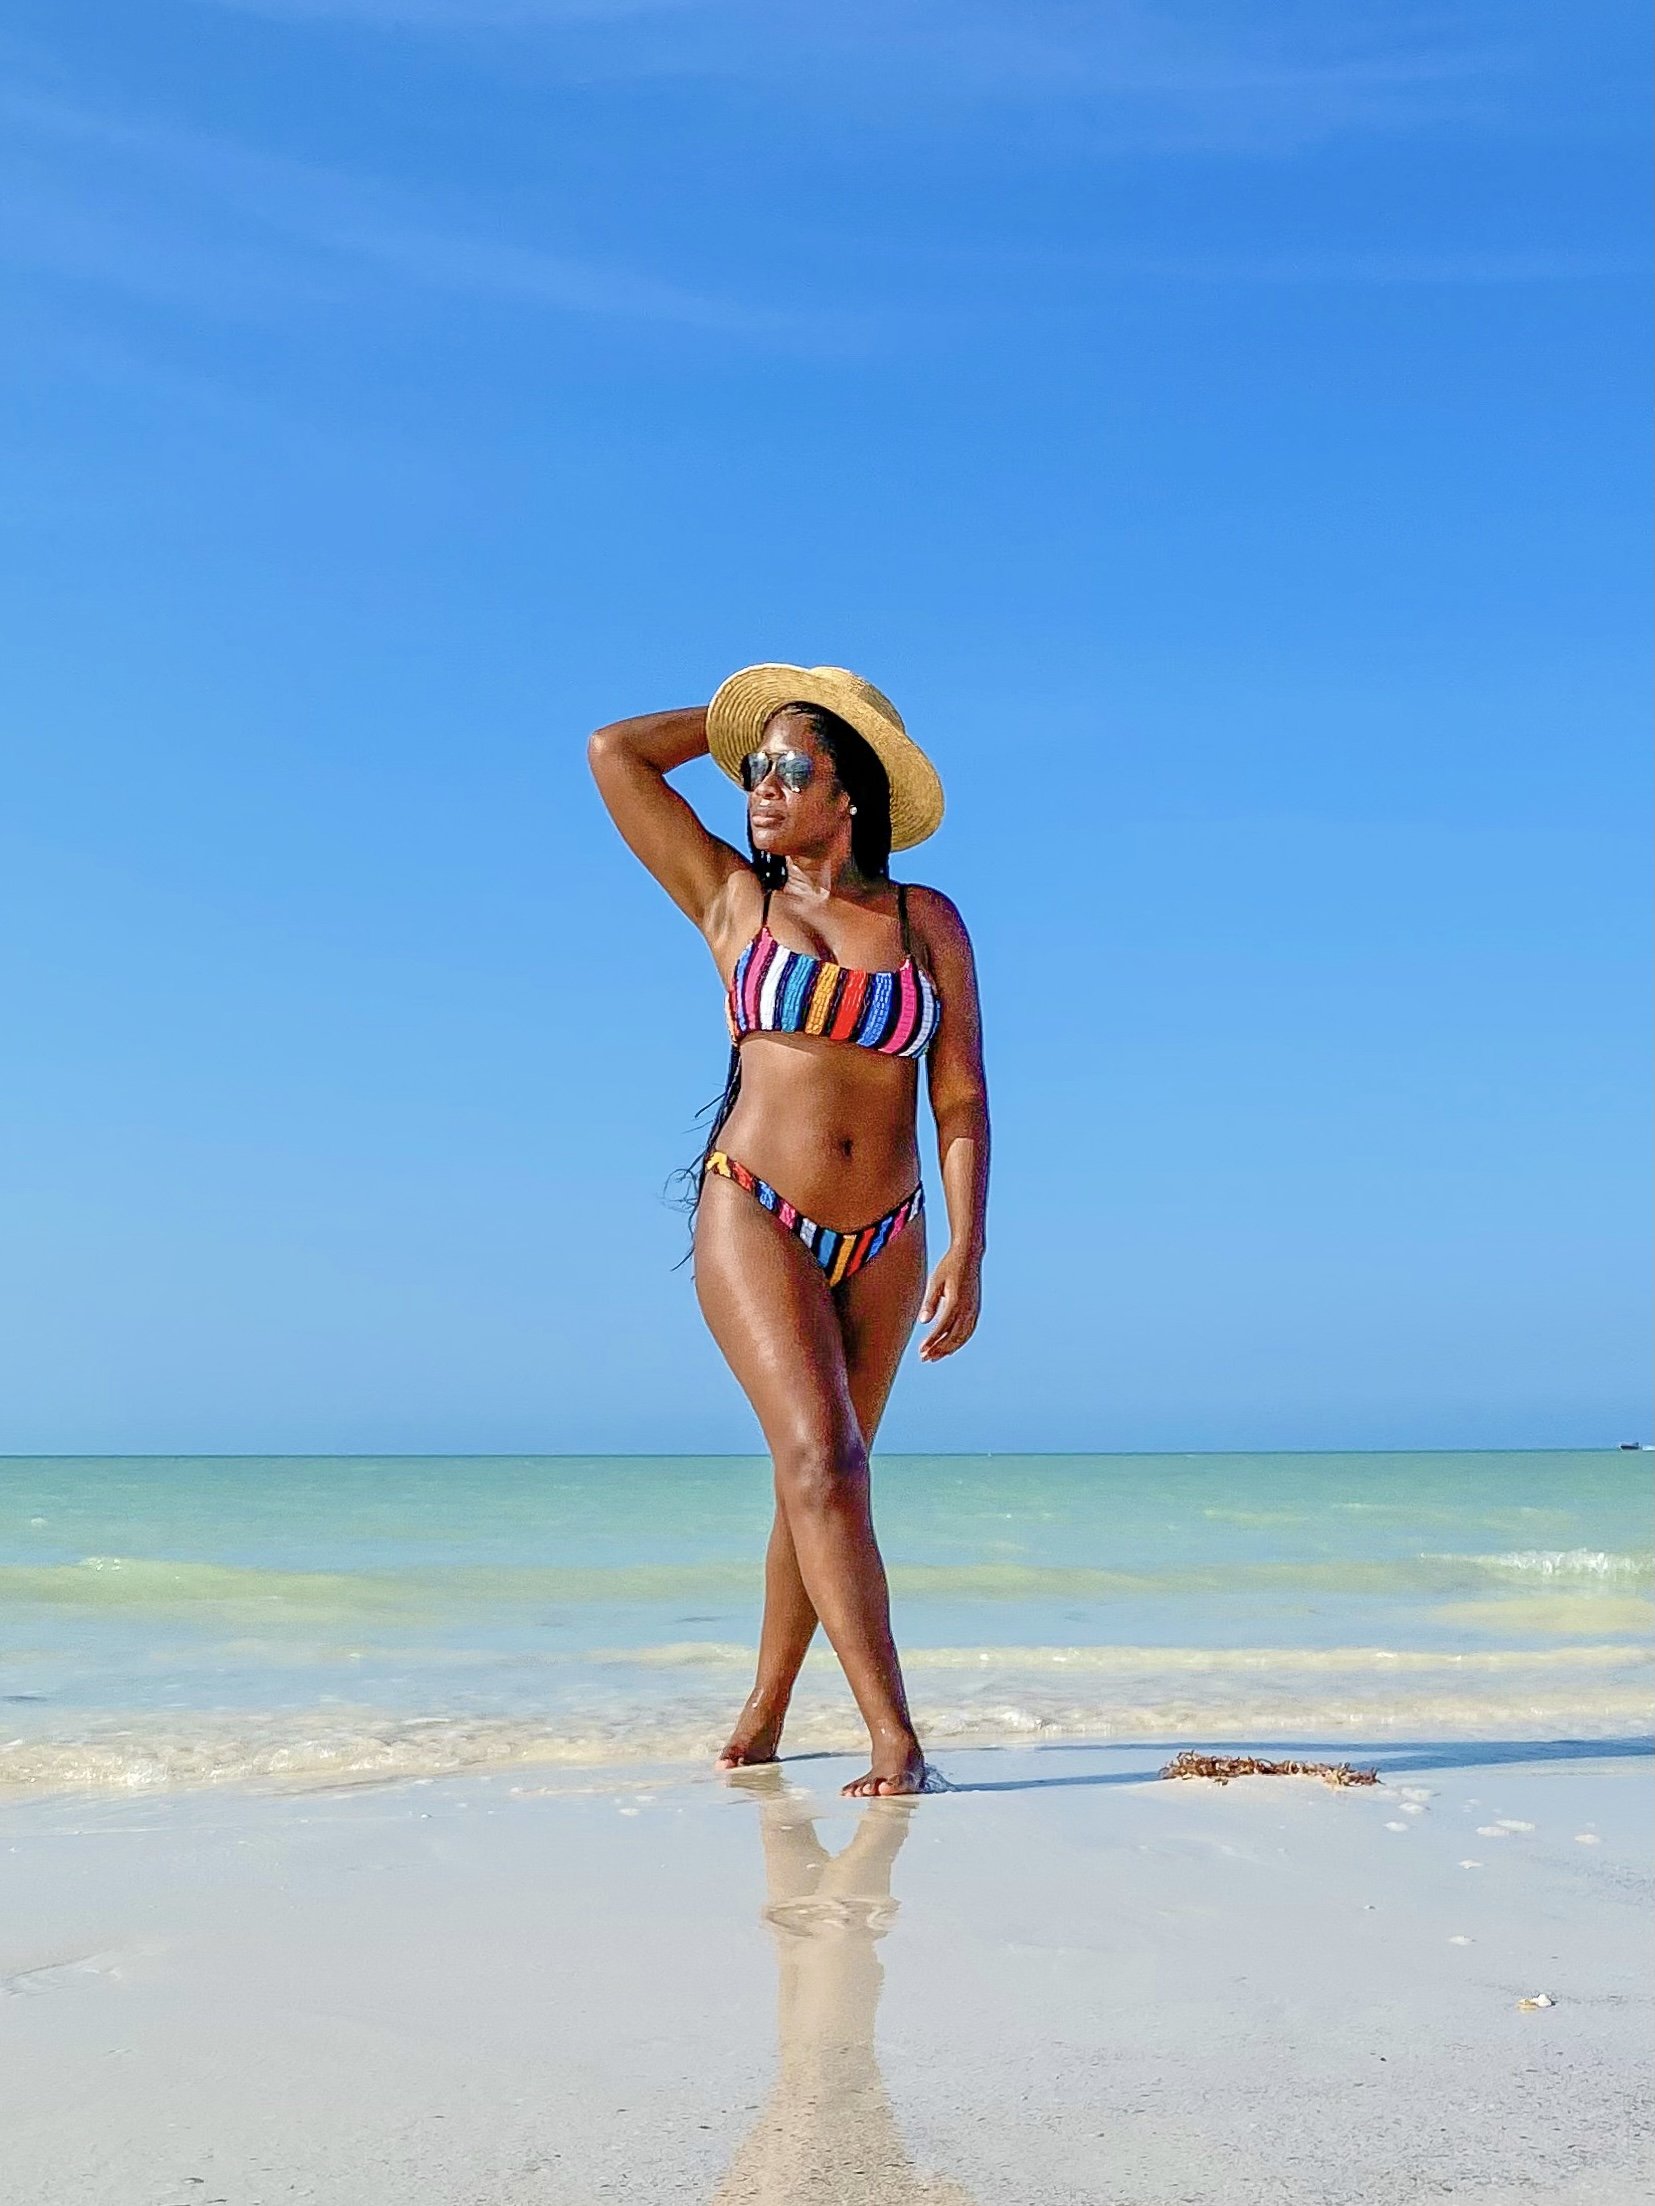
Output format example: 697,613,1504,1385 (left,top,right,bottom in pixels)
715,1694,788,1771
841,1735,931,1797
